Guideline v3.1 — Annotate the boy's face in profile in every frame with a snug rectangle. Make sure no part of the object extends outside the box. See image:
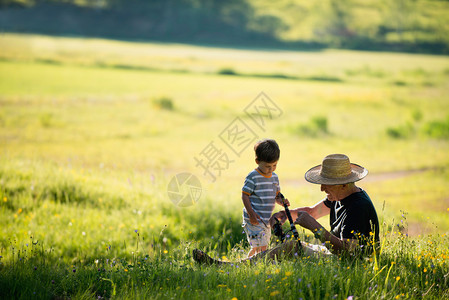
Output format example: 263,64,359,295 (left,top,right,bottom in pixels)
256,159,277,176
